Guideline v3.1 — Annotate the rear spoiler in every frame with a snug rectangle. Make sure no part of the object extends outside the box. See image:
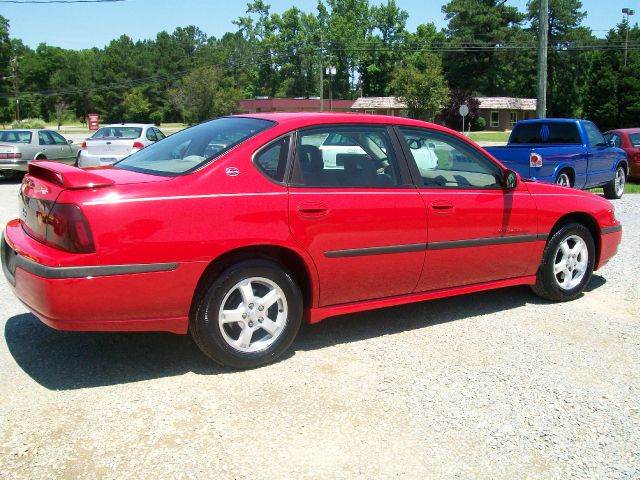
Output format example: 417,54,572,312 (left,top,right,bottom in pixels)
28,161,115,189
